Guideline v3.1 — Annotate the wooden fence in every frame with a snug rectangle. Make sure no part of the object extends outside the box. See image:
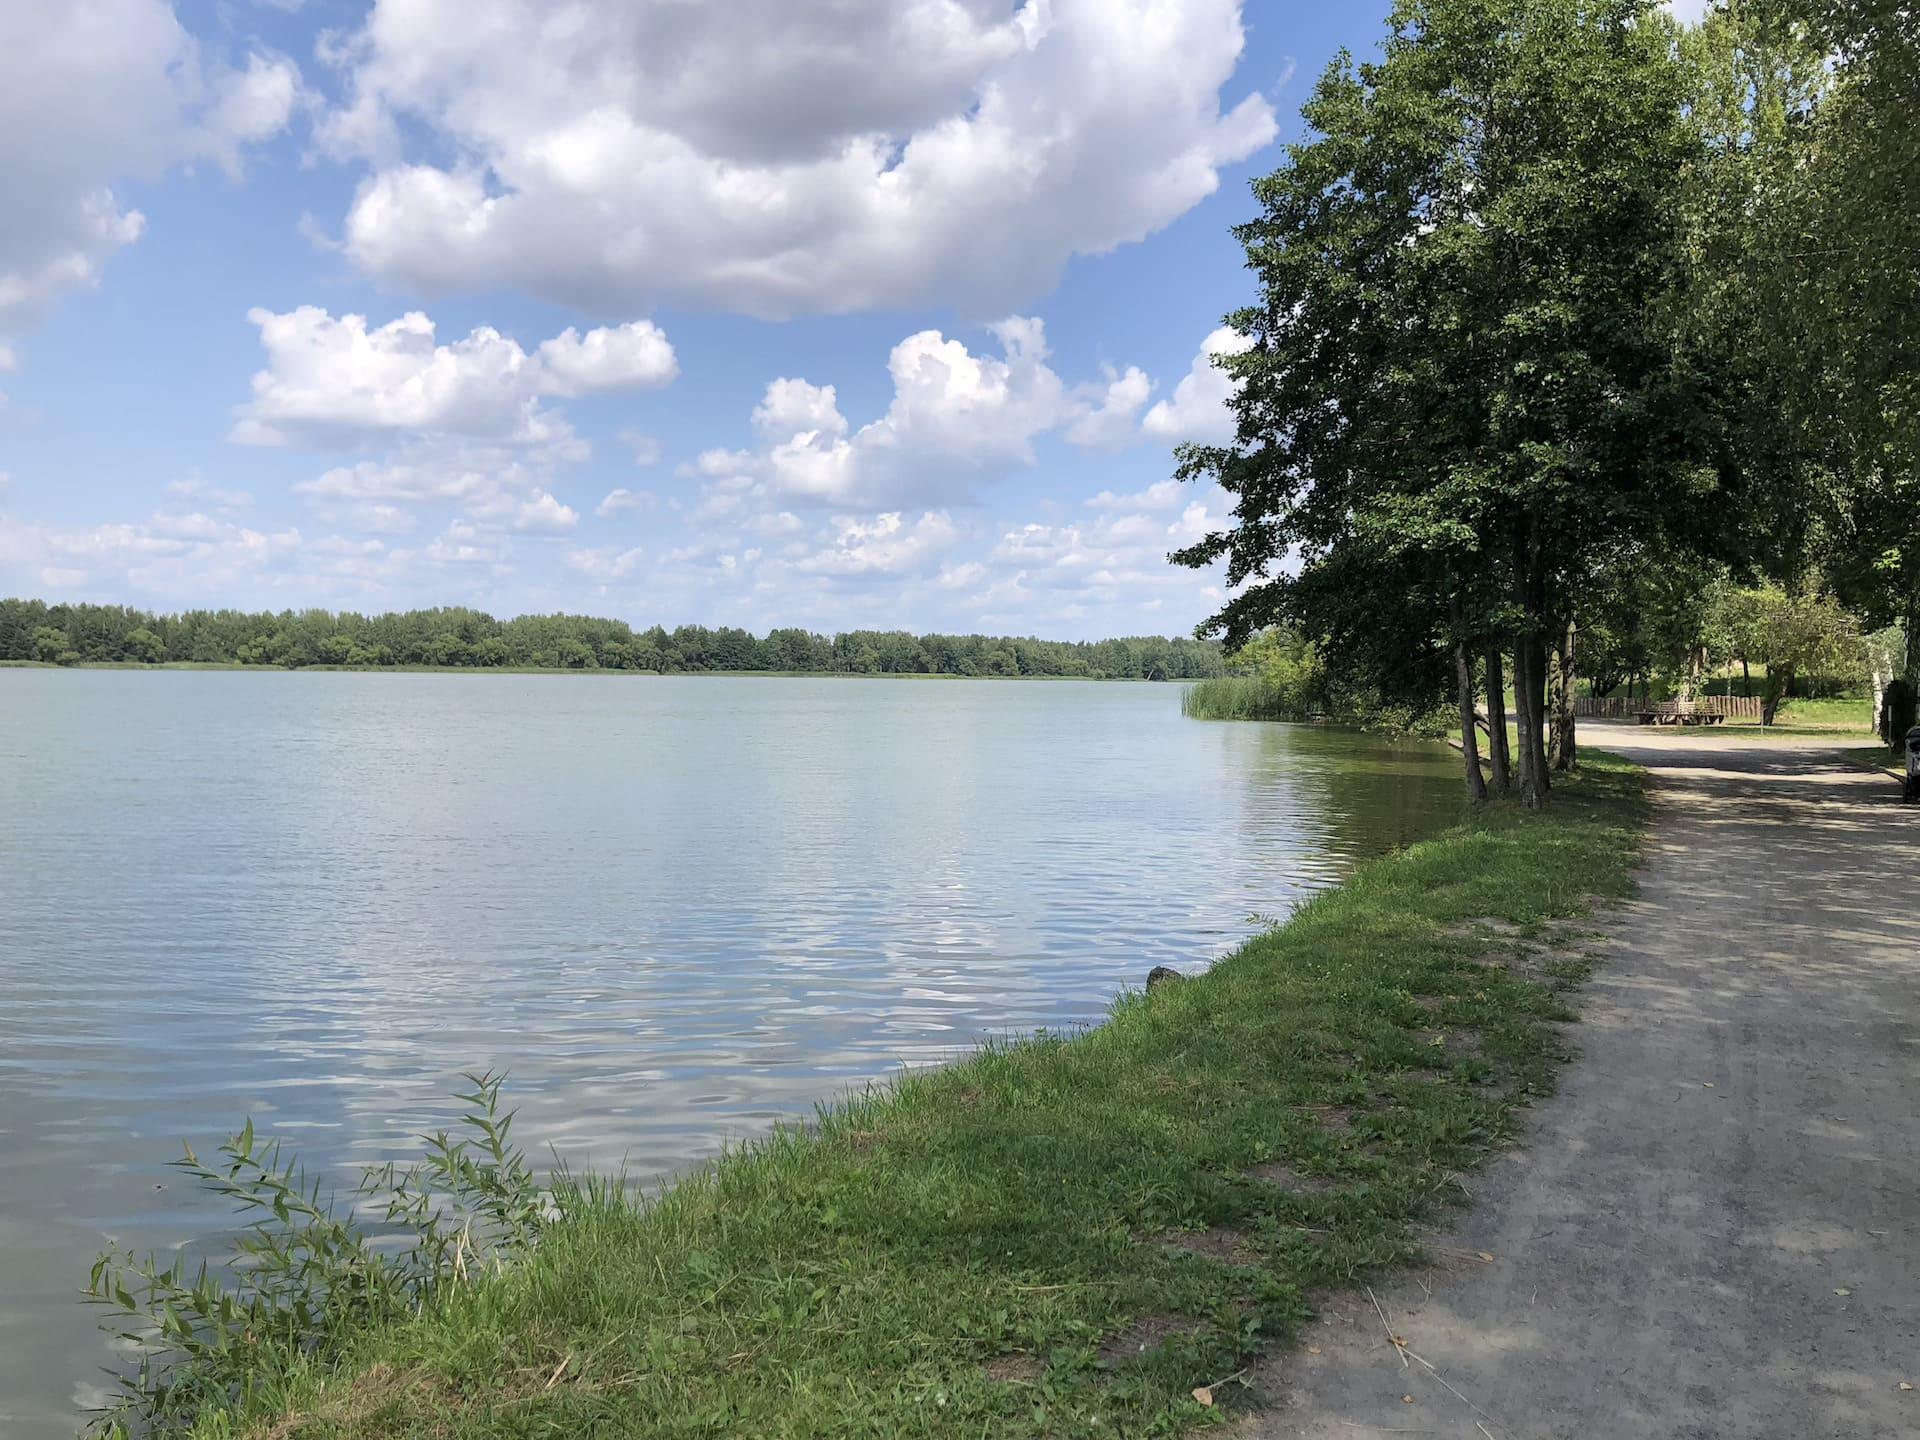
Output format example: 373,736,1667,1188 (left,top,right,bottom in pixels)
1574,694,1763,721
